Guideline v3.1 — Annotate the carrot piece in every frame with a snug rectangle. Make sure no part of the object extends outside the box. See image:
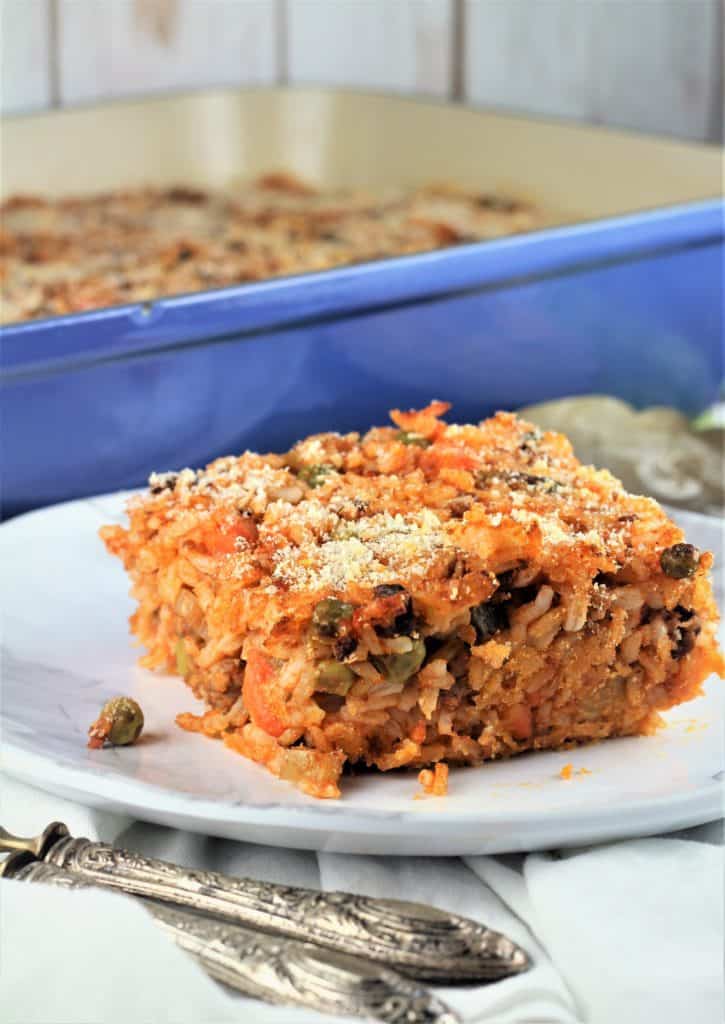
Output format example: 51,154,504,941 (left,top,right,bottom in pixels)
203,516,258,555
243,649,287,738
419,445,479,474
390,400,450,439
